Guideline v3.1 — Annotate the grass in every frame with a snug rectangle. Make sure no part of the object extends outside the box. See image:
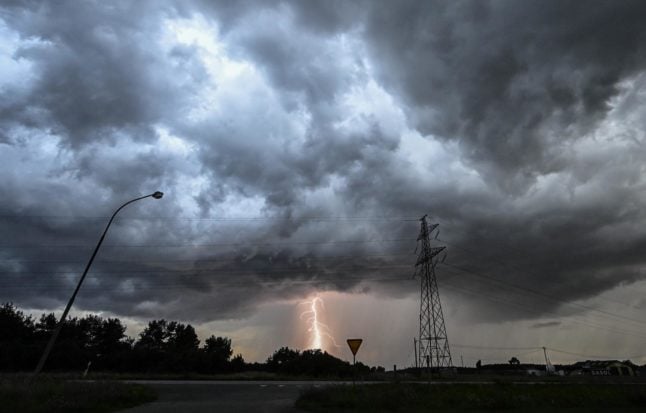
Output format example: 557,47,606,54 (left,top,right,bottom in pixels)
296,382,646,412
1,370,380,382
0,377,156,413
